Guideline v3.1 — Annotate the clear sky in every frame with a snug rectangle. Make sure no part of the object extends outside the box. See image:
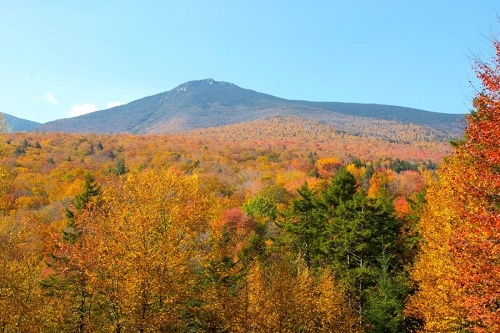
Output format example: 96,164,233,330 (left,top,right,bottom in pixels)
0,1,498,123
